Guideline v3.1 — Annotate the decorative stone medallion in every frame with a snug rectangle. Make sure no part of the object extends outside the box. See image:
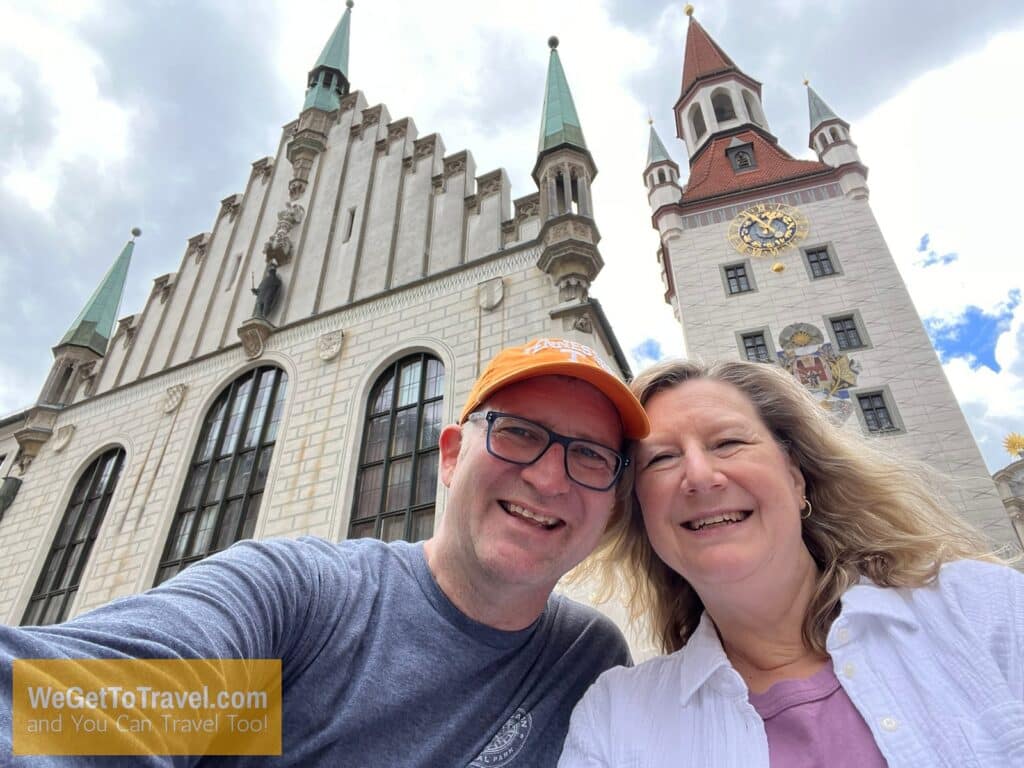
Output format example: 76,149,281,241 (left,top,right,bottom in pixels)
51,425,76,453
163,384,188,414
477,277,505,311
318,330,345,362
